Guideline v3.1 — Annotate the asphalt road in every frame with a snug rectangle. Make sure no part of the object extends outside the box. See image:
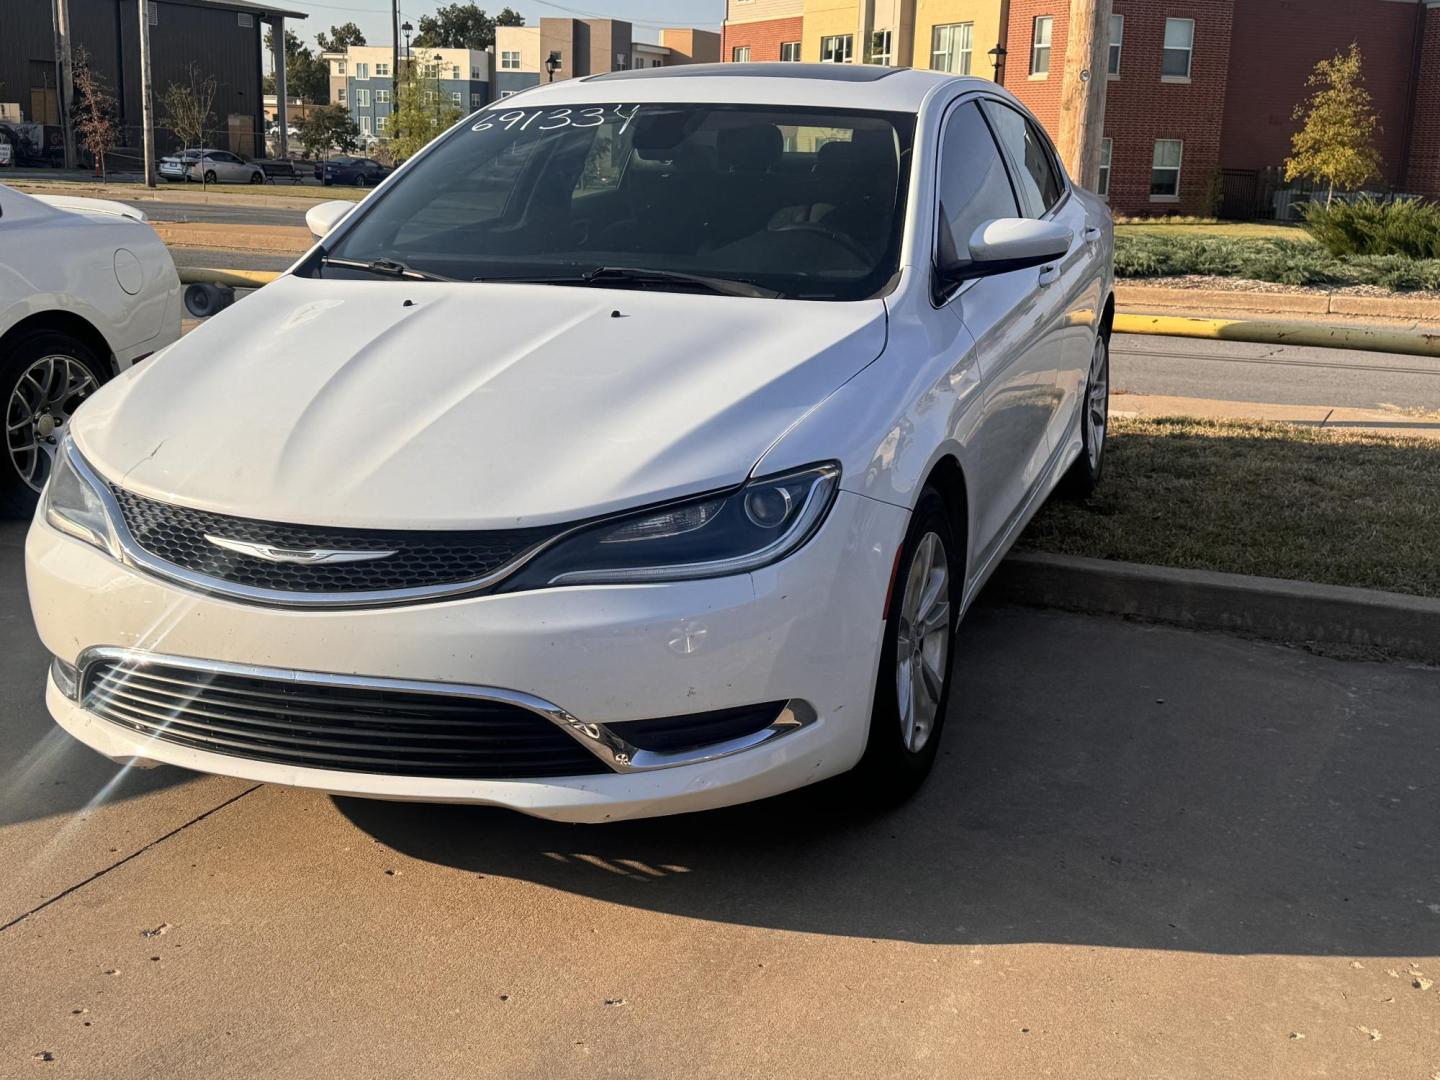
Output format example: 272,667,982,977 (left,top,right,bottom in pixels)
1112,334,1440,412
2,517,1438,1077
128,198,310,229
